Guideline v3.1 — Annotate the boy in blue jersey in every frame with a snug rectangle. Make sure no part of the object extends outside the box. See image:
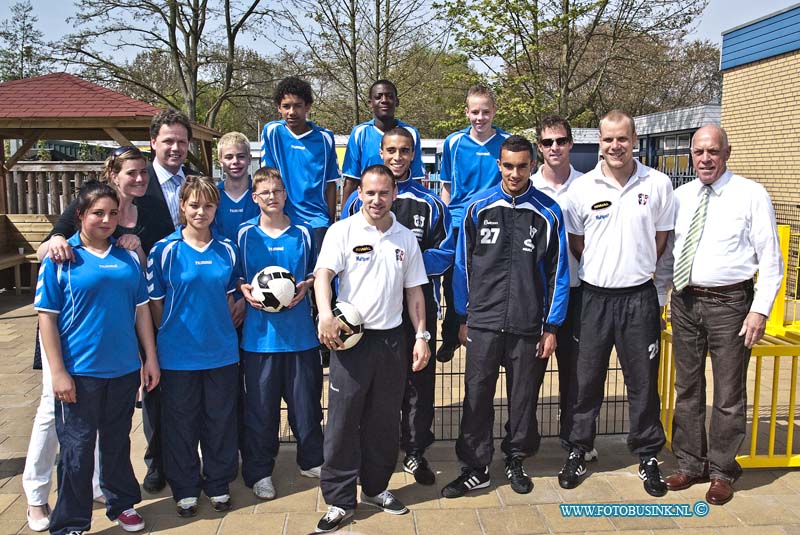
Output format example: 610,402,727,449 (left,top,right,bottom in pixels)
213,132,260,327
340,79,425,207
441,136,570,499
147,176,240,517
261,77,340,251
342,128,454,487
236,166,324,501
438,85,510,363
